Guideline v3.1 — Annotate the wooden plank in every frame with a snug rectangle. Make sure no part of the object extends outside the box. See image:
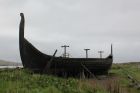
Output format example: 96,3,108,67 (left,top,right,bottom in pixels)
43,50,57,73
